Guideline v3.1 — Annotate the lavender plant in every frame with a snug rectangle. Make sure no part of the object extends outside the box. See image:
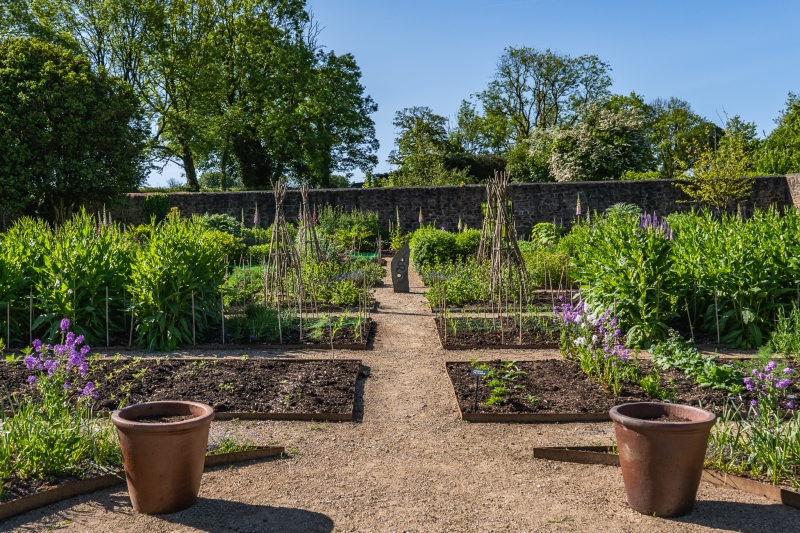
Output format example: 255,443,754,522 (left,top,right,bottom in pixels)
0,319,120,496
707,361,800,486
554,299,633,395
